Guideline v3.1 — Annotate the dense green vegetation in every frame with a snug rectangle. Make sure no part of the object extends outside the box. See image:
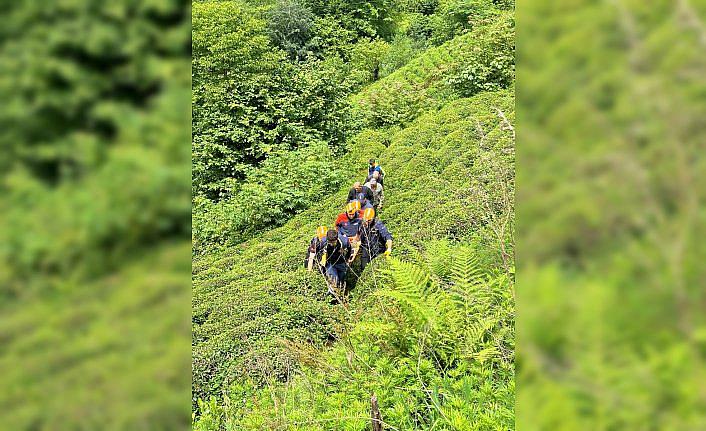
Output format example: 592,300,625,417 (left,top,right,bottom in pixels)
517,0,706,429
196,247,514,430
192,0,515,428
0,1,192,429
191,0,514,251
